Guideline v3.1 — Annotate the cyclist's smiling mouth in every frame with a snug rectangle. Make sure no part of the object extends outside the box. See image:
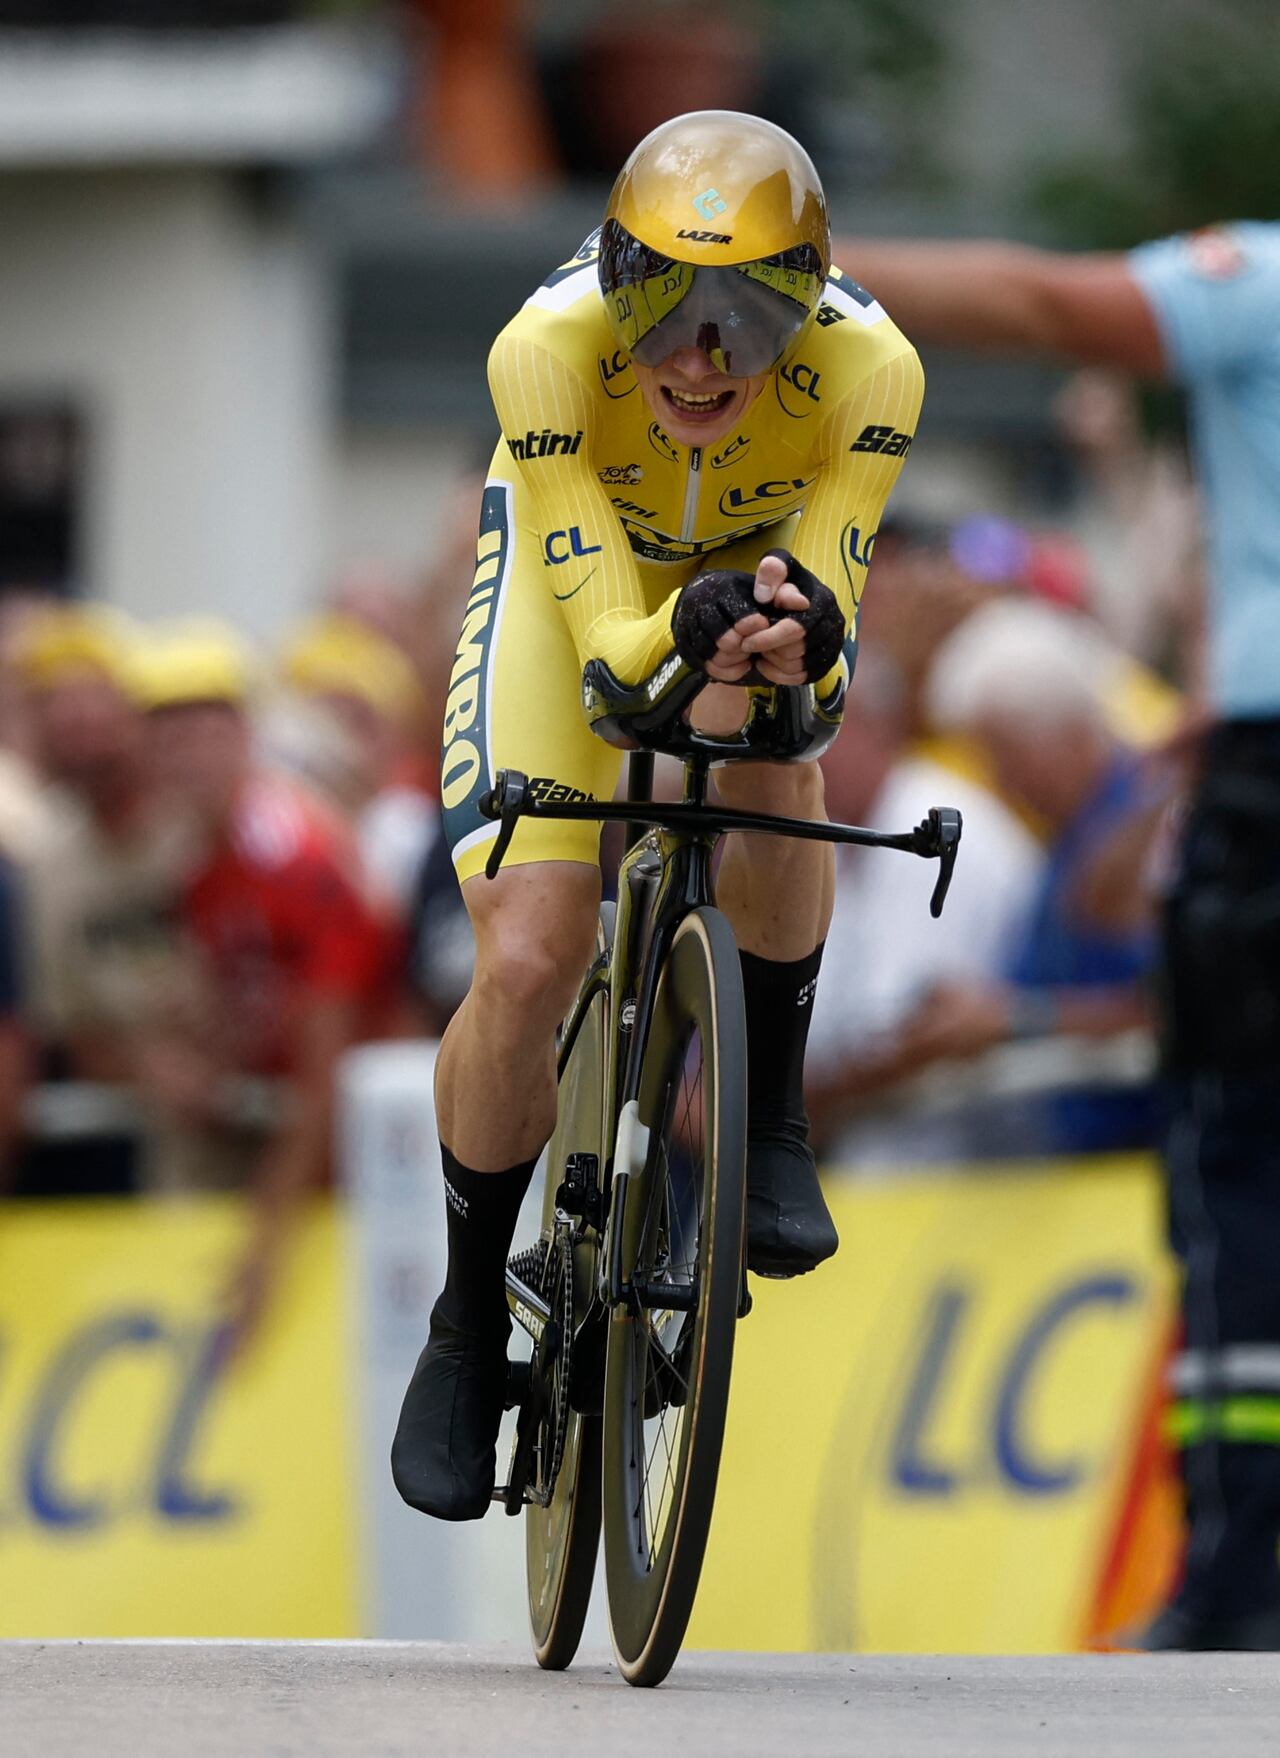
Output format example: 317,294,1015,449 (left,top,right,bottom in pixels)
661,385,735,422
632,348,768,446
